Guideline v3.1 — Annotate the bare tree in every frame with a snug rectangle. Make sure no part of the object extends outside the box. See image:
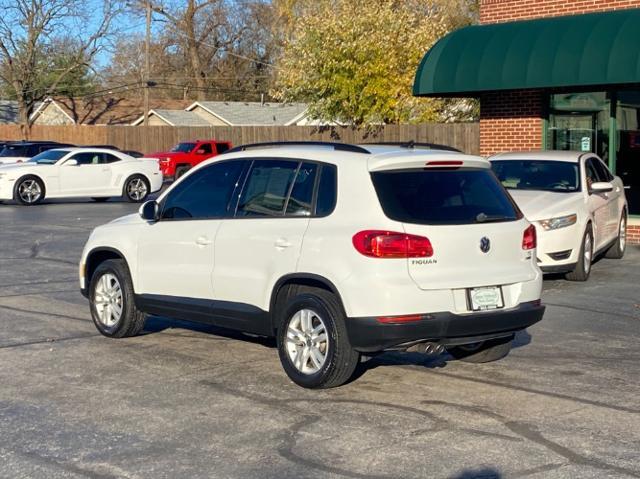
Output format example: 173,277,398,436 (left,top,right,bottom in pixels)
0,0,122,133
149,0,245,100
